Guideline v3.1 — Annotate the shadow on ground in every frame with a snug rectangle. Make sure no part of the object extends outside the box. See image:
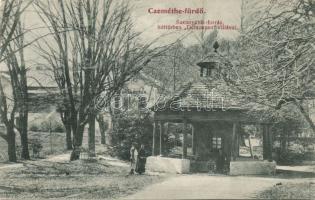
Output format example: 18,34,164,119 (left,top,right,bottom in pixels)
276,169,315,179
